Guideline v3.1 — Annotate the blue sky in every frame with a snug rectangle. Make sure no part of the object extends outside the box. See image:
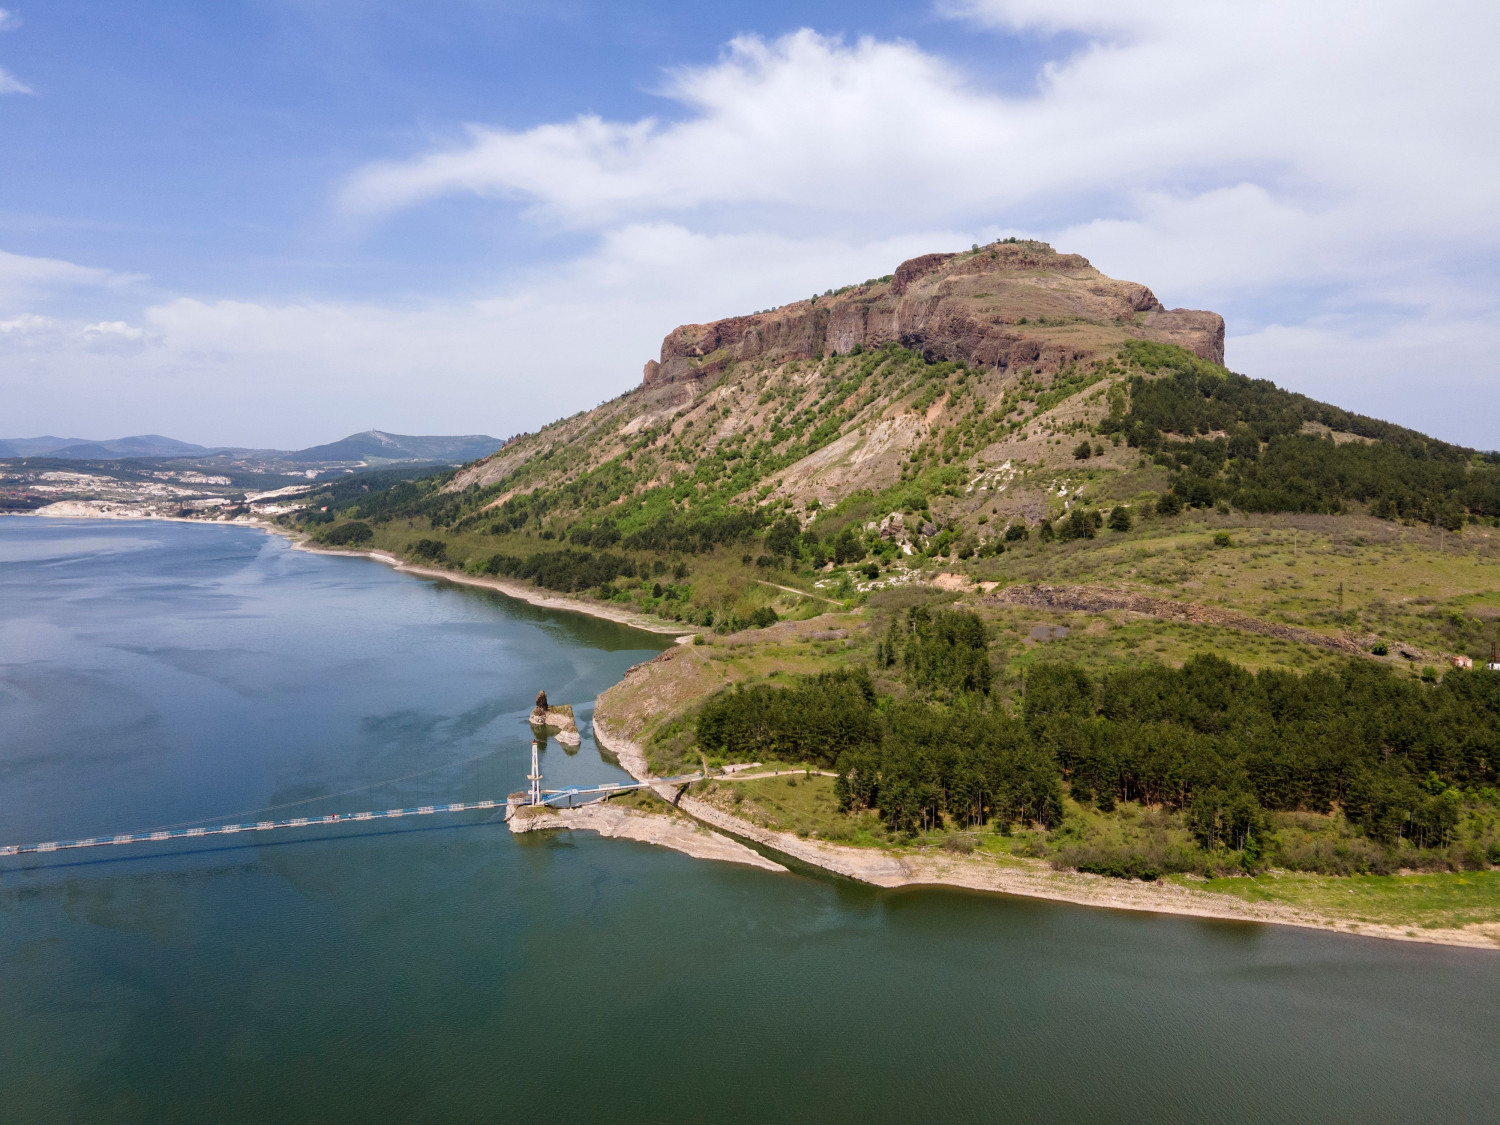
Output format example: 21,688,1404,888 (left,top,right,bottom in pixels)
2,1,1497,449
